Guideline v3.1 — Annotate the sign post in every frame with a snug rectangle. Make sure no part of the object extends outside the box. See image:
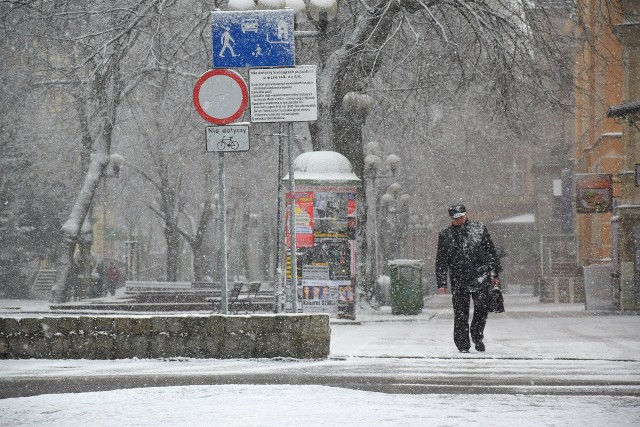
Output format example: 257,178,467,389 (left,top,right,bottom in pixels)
193,69,250,315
